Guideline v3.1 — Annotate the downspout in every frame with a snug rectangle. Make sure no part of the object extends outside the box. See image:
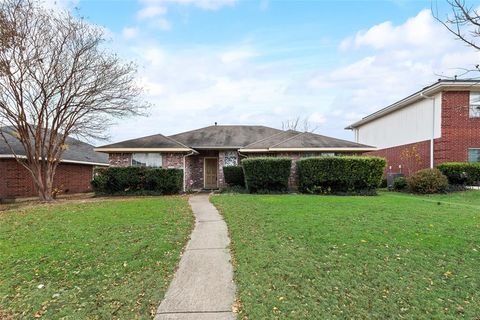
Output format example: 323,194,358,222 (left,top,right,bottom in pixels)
183,150,197,192
420,92,436,168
